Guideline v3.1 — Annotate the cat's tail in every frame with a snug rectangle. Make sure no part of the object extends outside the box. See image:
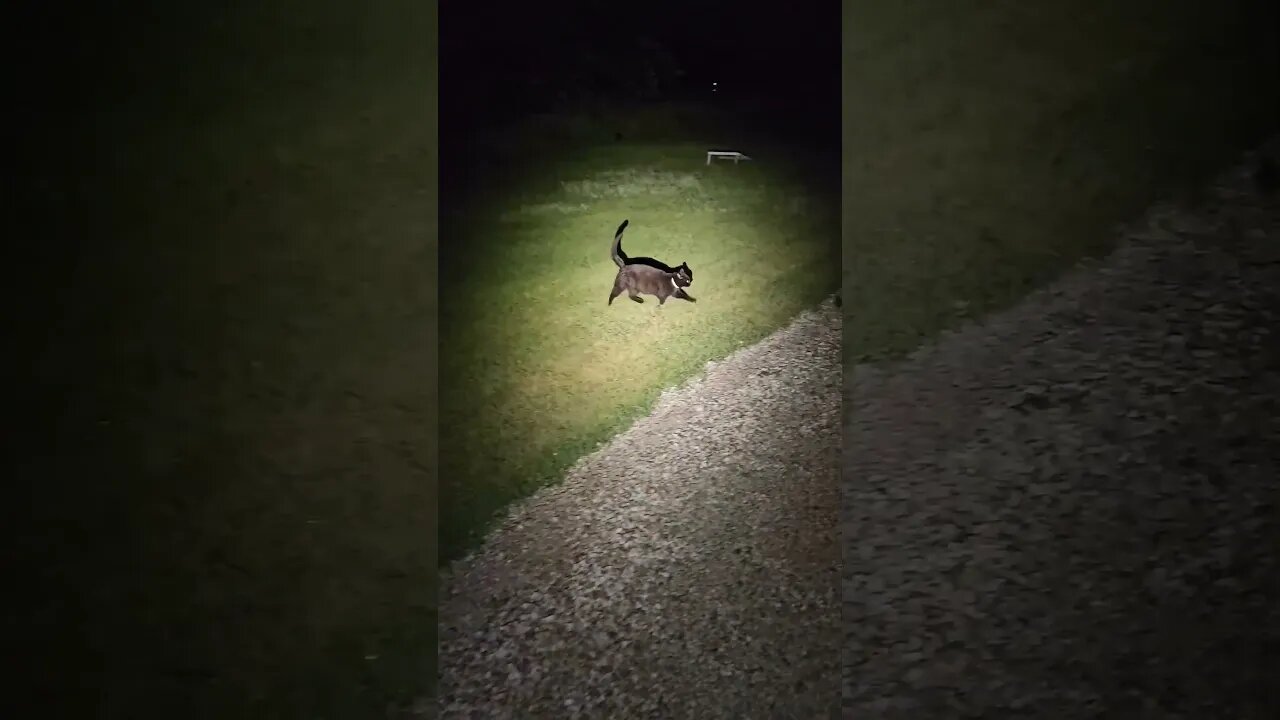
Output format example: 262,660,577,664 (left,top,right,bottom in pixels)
611,219,630,267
